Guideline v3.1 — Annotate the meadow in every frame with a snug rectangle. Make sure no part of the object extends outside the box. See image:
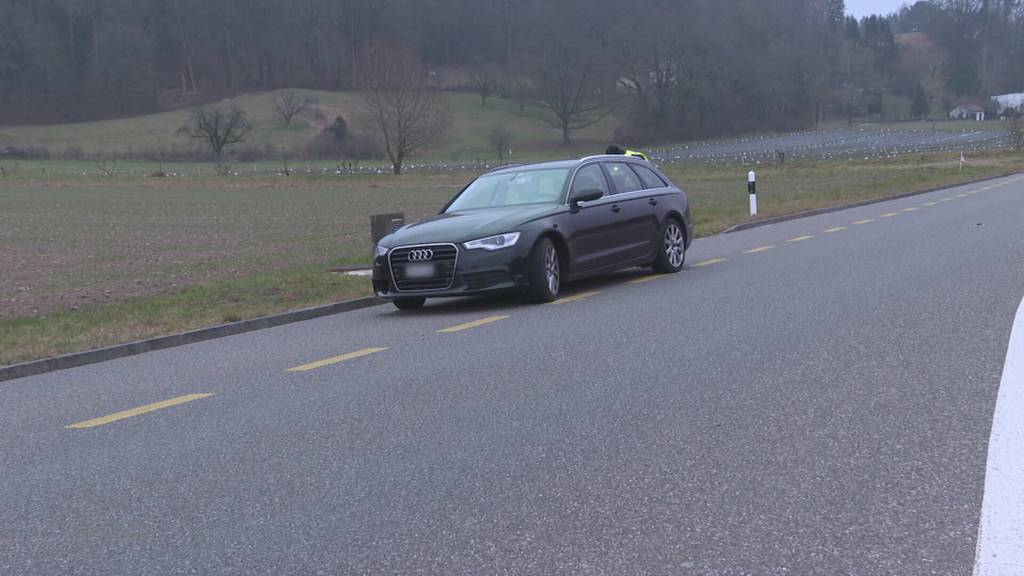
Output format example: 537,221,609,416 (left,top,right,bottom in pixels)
2,89,1022,365
0,91,618,166
3,149,1022,366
